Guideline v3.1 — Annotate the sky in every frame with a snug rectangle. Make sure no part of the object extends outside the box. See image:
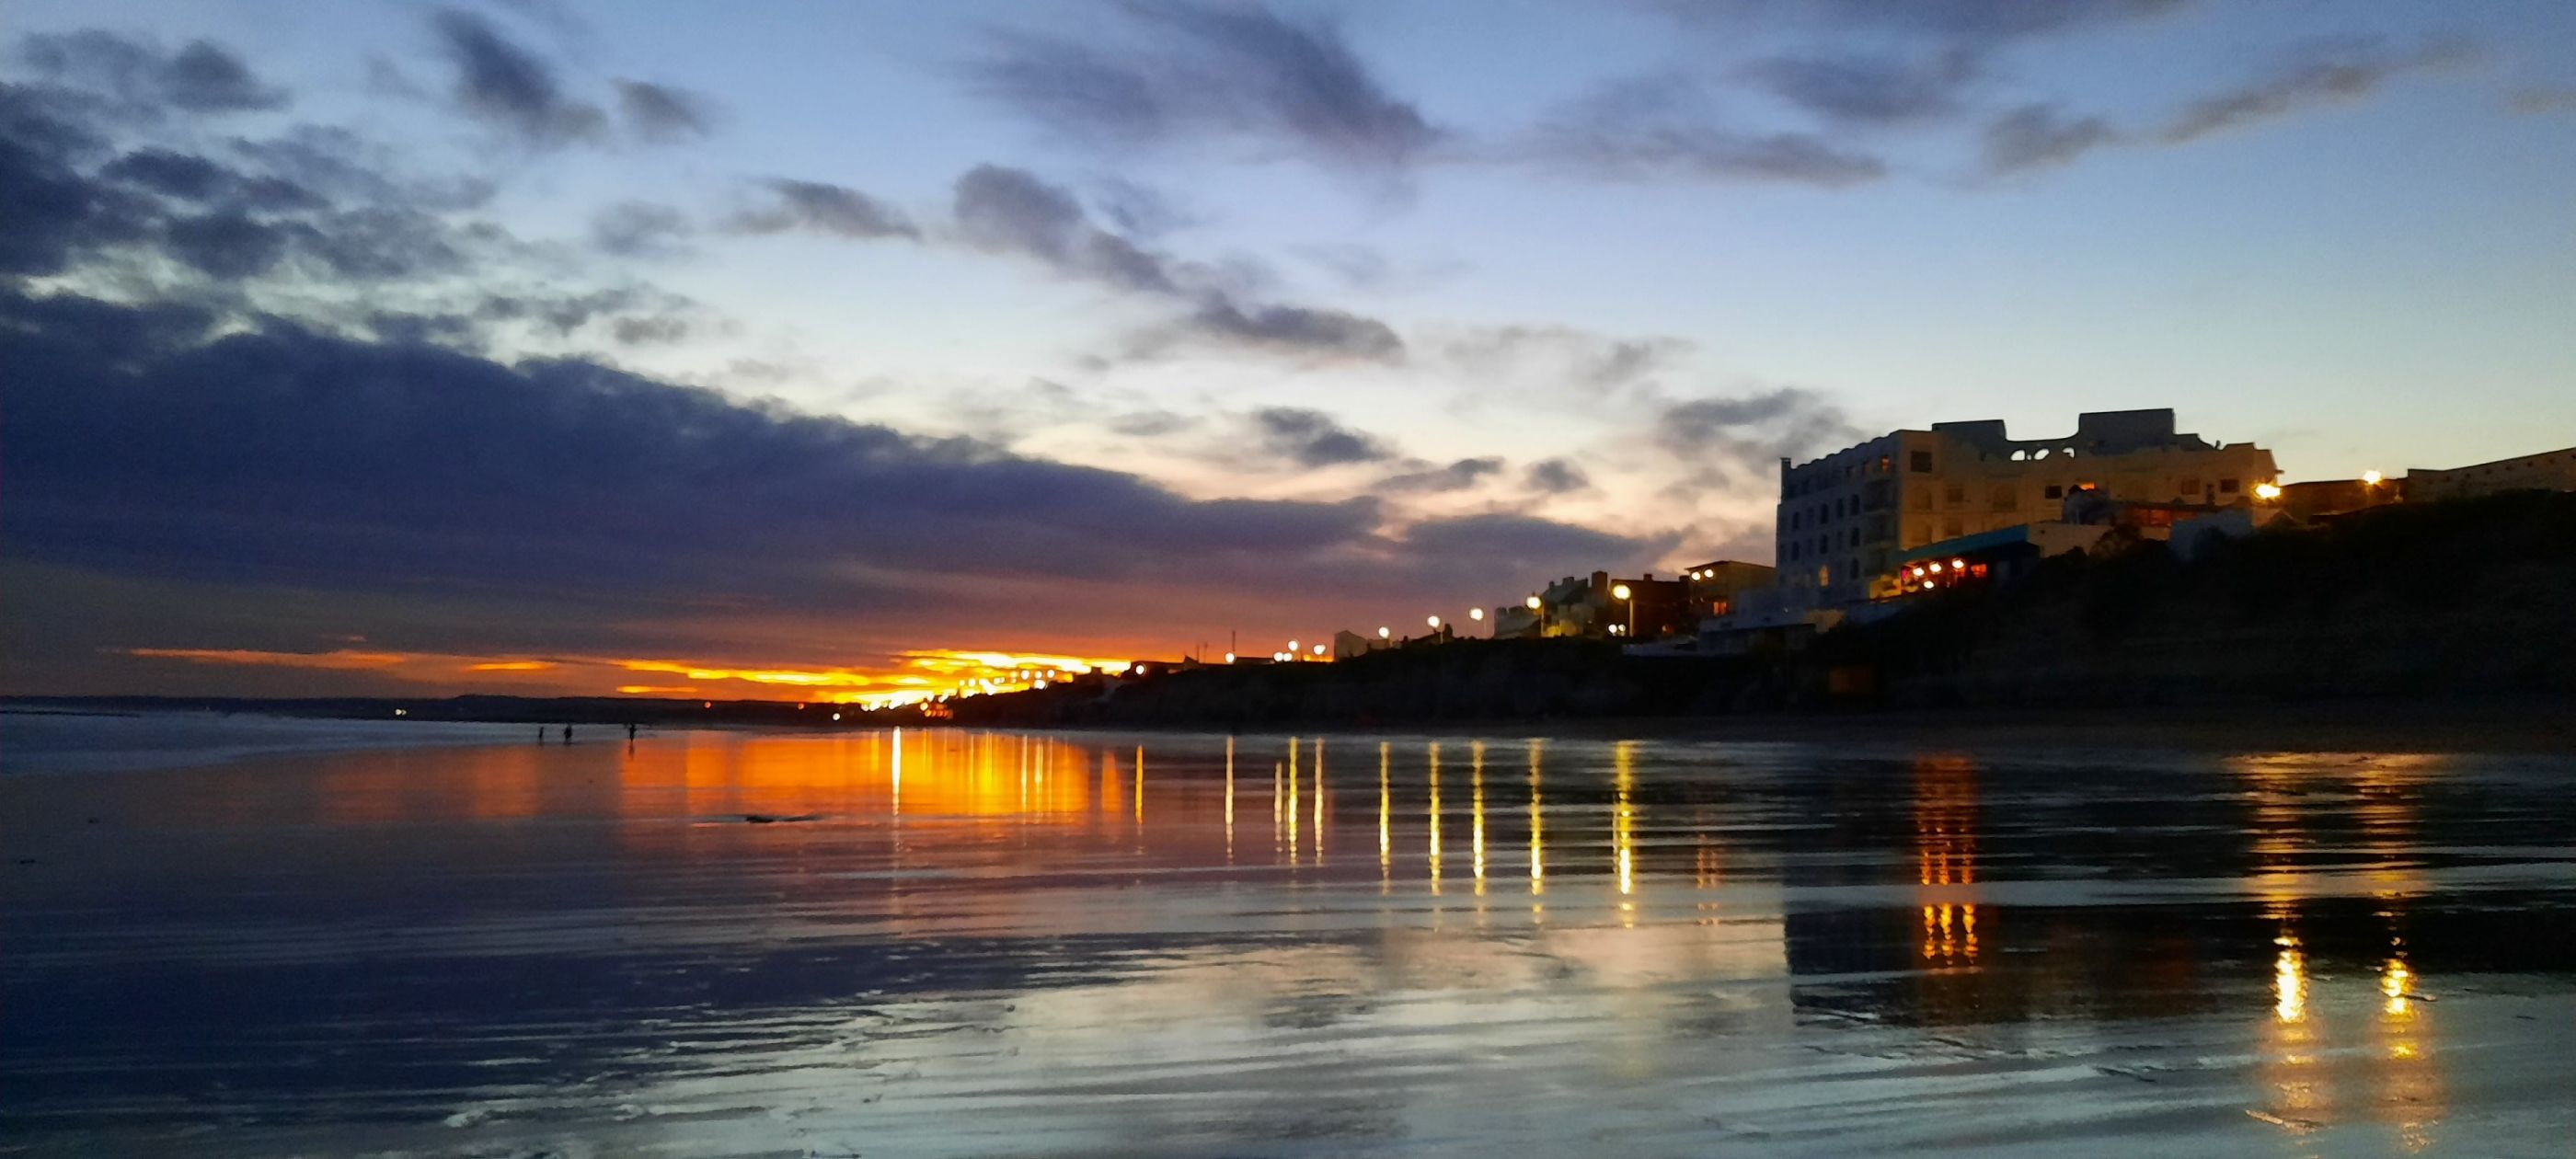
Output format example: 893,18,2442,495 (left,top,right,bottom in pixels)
4,0,2573,702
